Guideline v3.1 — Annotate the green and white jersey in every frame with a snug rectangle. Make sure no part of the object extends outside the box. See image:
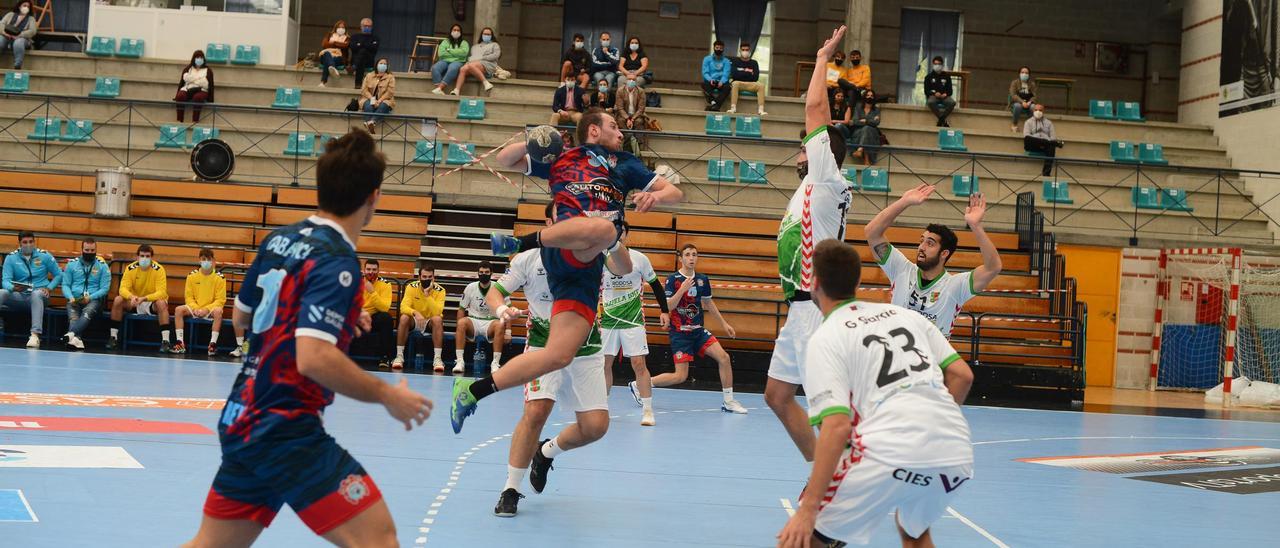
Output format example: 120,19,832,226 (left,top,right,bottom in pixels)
876,245,976,337
600,249,657,330
495,249,601,356
778,126,853,301
804,300,972,468
460,281,503,320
